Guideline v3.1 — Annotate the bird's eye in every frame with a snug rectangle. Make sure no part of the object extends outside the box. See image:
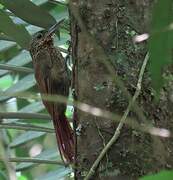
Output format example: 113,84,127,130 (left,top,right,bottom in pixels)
36,33,43,39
